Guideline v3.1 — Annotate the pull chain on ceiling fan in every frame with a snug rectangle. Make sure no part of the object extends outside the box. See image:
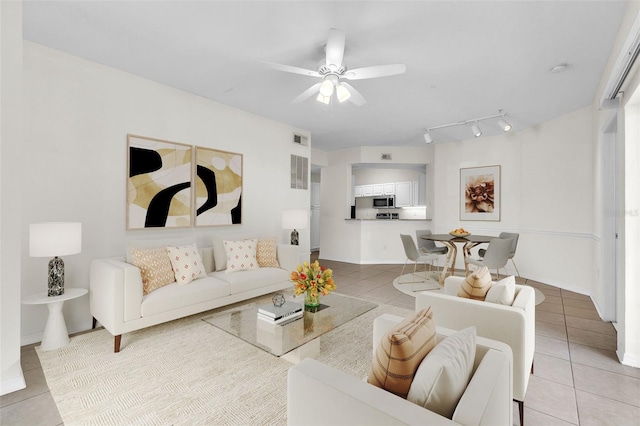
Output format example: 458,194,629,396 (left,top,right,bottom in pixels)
266,28,406,106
